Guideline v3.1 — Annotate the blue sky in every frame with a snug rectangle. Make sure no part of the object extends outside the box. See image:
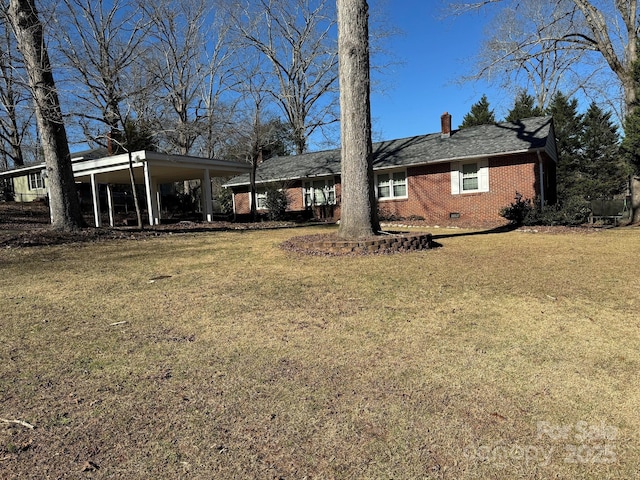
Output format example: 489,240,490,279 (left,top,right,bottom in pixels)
370,1,503,141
